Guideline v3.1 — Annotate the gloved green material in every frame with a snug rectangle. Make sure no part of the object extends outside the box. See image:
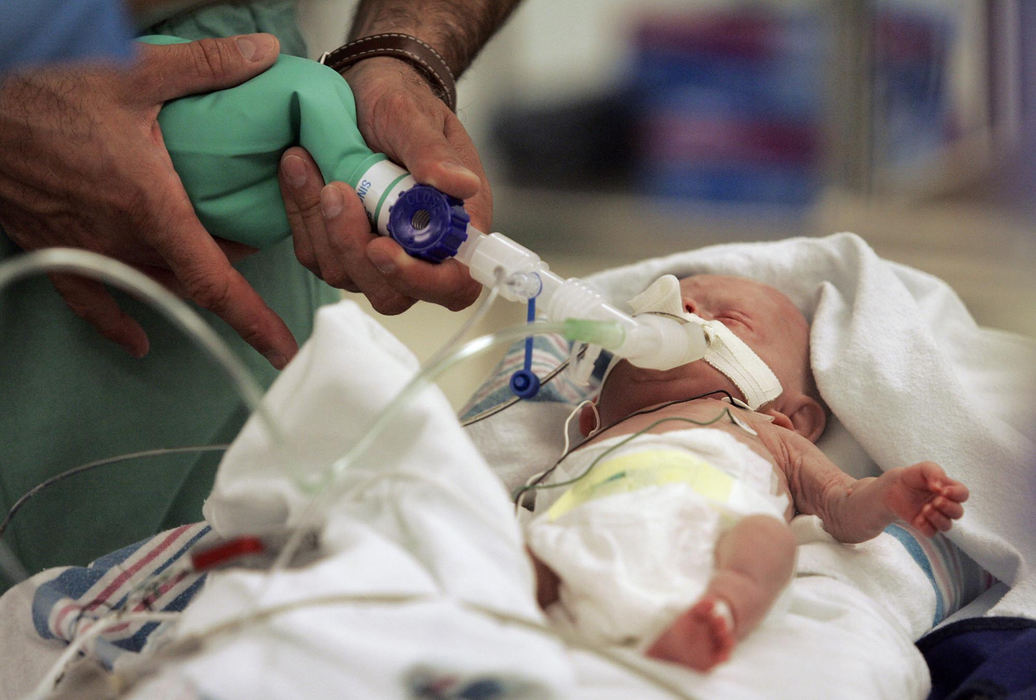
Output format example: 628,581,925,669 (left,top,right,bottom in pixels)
142,35,385,248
